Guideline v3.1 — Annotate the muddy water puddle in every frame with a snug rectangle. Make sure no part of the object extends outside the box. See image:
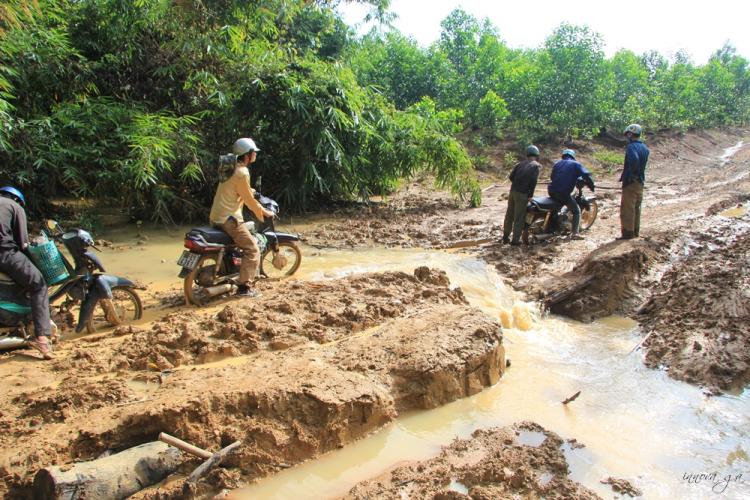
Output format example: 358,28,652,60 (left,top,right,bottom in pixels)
93,227,750,500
